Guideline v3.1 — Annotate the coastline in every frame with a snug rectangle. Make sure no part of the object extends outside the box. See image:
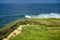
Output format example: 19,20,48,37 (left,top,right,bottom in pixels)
0,18,60,40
